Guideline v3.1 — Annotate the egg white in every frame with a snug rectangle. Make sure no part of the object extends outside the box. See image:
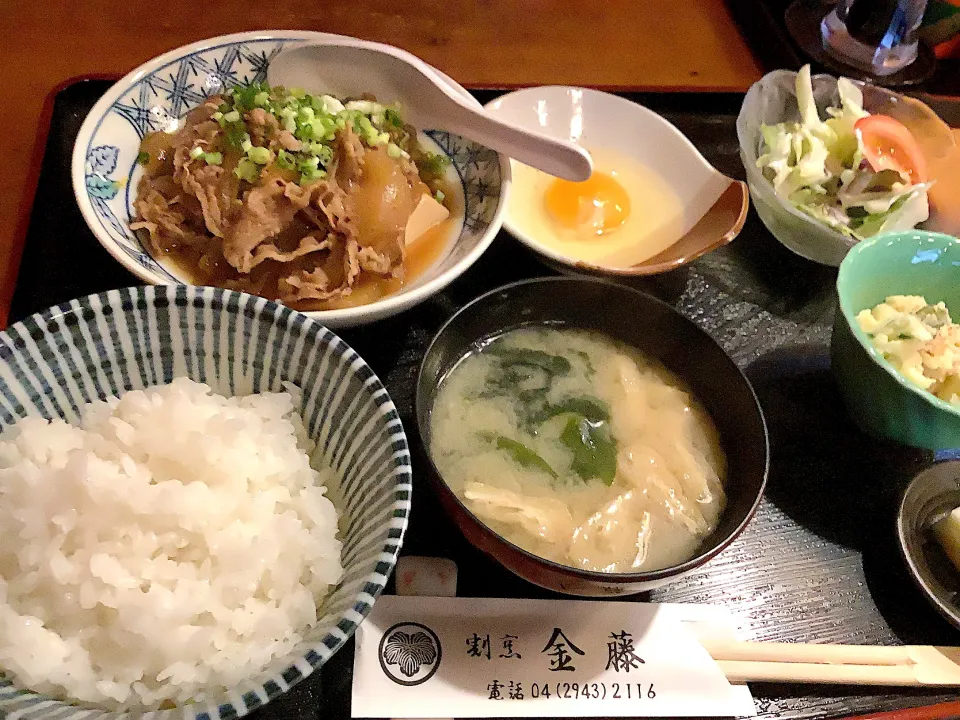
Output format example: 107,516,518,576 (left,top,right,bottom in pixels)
507,147,685,268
